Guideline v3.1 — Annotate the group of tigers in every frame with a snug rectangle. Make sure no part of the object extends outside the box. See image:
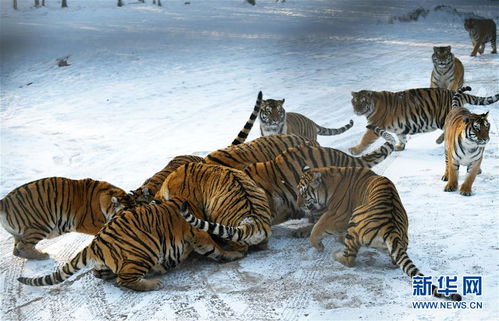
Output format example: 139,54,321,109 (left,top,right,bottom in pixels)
1,17,497,301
